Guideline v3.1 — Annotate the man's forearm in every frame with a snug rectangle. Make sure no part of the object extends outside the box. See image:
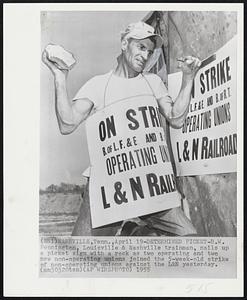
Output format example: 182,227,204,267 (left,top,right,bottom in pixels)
54,74,76,134
169,74,194,128
173,74,194,115
161,55,201,128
